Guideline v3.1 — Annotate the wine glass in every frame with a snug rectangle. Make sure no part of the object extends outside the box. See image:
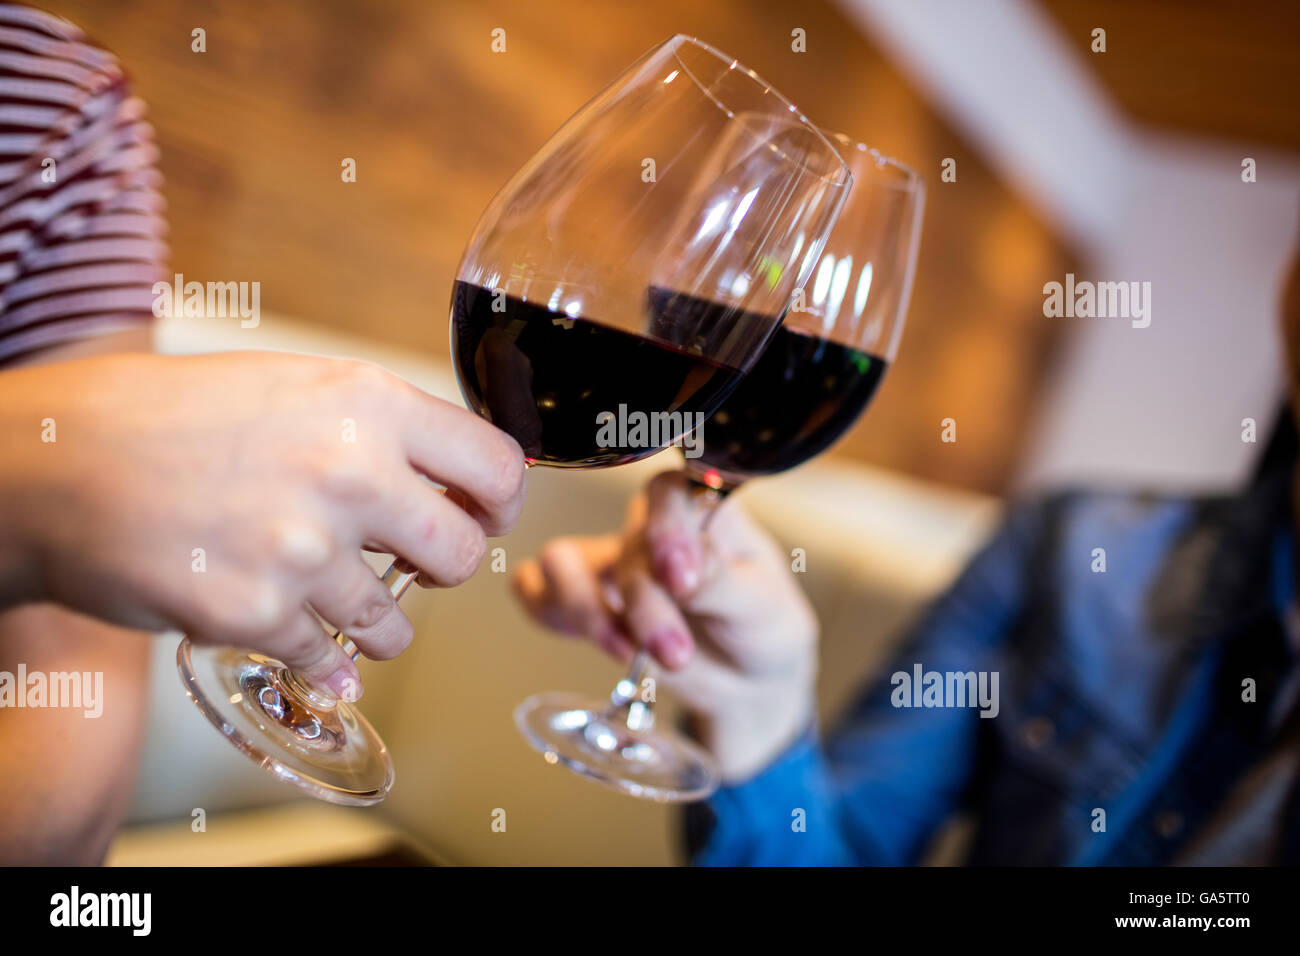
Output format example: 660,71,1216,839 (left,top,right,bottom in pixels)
452,35,853,802
176,34,851,806
523,133,925,801
688,136,924,495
